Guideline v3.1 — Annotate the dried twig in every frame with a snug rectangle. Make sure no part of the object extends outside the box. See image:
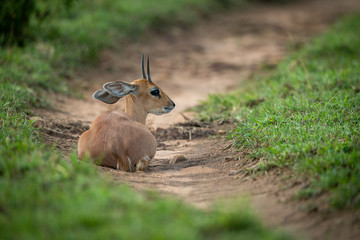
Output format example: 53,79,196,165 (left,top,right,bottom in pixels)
222,143,234,151
180,112,191,121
